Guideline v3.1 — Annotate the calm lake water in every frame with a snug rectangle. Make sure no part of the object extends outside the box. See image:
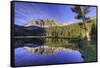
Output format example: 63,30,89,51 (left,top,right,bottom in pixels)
15,47,83,66
14,38,84,66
